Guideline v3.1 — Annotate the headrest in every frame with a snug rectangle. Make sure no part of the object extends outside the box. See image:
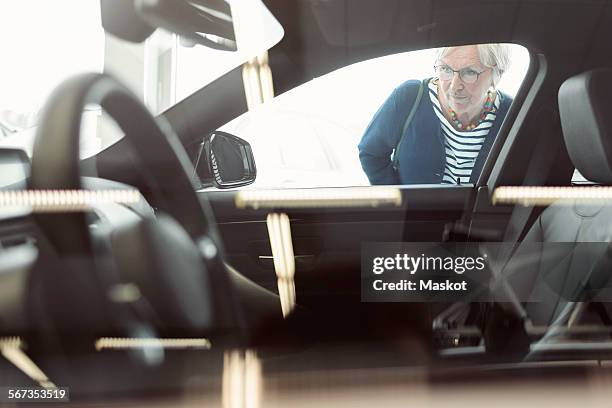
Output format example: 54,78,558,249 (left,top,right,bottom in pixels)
559,68,612,184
